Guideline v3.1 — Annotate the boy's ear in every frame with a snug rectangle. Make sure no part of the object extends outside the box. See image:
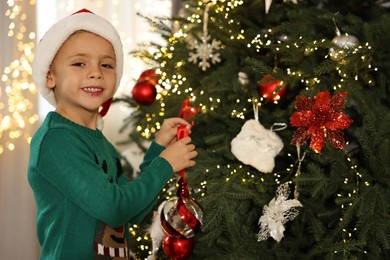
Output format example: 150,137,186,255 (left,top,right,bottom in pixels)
46,70,55,89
